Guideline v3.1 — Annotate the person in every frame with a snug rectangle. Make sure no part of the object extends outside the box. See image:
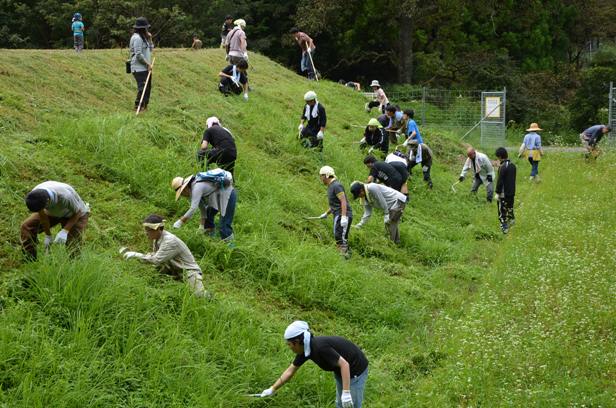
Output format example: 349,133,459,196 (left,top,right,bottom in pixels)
290,27,316,80
129,17,154,112
518,122,544,181
299,91,327,151
314,166,352,256
71,13,85,52
220,15,234,48
171,170,237,243
259,321,368,408
383,105,404,144
225,19,248,64
218,59,249,99
119,215,207,297
402,109,423,144
20,181,89,260
197,117,237,176
495,147,516,234
191,34,203,50
407,140,434,189
580,124,611,159
365,80,389,113
363,155,408,195
338,79,361,91
350,181,407,244
458,147,495,202
359,118,388,155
